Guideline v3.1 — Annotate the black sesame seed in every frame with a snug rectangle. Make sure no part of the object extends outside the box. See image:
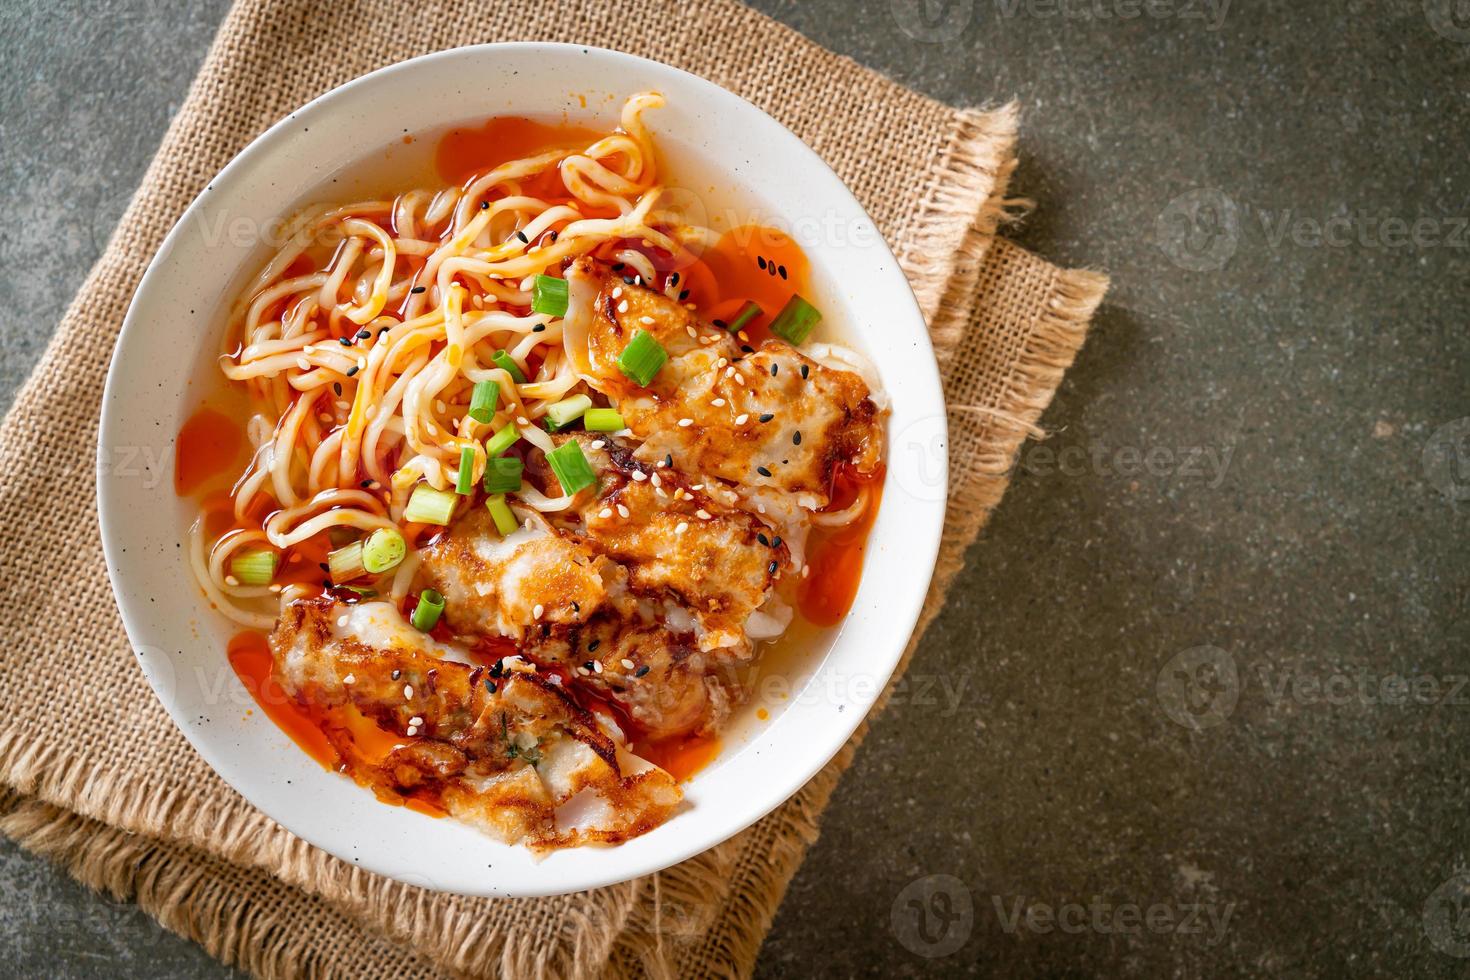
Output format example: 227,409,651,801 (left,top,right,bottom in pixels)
635,665,651,677
759,413,774,423
333,382,343,396
346,366,360,377
757,256,767,270
583,661,595,671
541,624,550,637
679,289,690,301
612,262,625,272
713,319,727,329
778,264,788,280
767,263,777,277
515,230,529,243
793,431,802,445
622,275,635,285
767,560,779,575
669,272,680,286
317,562,330,572
588,639,600,652
339,337,353,346
772,536,783,548
480,200,489,209
800,364,810,379
771,363,778,376
532,324,546,333
360,479,370,488
757,533,770,547
571,601,580,613
664,454,674,468
757,465,773,477
547,230,558,242
485,680,497,693
489,660,504,678
357,329,370,339
391,669,402,680
741,344,755,354
411,286,426,294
